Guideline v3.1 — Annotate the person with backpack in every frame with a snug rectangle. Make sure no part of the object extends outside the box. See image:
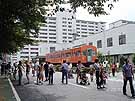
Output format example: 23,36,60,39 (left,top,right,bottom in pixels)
122,59,135,97
94,59,101,89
